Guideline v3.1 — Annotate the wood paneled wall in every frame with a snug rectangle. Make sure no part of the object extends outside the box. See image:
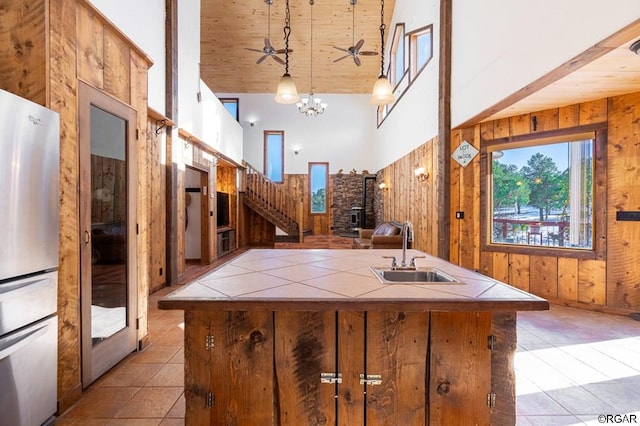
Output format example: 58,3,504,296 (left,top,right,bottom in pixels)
244,173,334,245
379,94,639,313
147,118,167,293
377,137,441,256
451,98,620,310
0,0,152,412
90,156,126,223
284,174,333,235
180,137,219,266
217,165,237,226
